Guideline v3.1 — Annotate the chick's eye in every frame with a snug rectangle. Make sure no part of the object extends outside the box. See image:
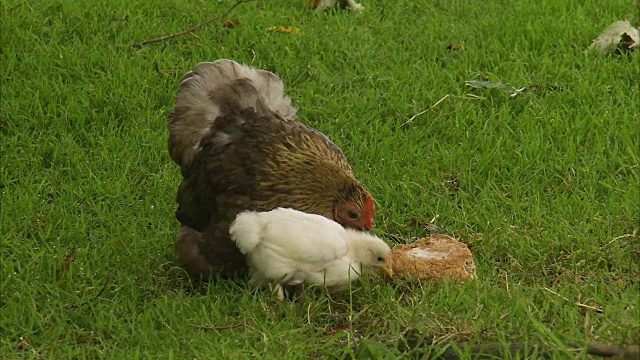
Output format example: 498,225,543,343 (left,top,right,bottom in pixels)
377,257,384,262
